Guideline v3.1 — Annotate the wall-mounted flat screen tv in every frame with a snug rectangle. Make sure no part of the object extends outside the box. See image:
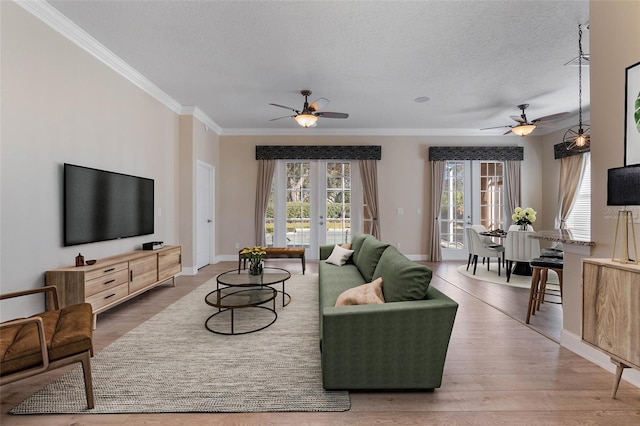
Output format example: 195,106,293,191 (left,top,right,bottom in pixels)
64,163,154,246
